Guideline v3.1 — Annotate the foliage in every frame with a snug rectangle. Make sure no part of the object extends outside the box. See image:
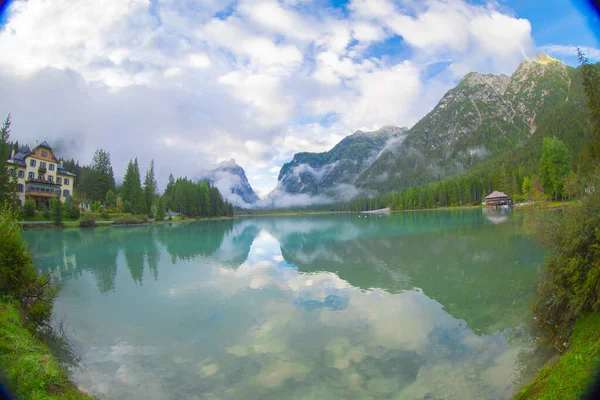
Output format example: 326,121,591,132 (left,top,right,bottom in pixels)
113,213,147,225
50,197,63,226
155,196,166,221
164,173,175,210
63,196,80,219
515,313,600,400
23,199,36,218
539,137,571,200
0,114,17,208
143,159,157,216
0,206,56,329
121,158,146,215
0,299,94,400
105,189,116,208
62,148,115,203
167,176,233,218
90,148,116,203
78,213,96,228
531,171,600,342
